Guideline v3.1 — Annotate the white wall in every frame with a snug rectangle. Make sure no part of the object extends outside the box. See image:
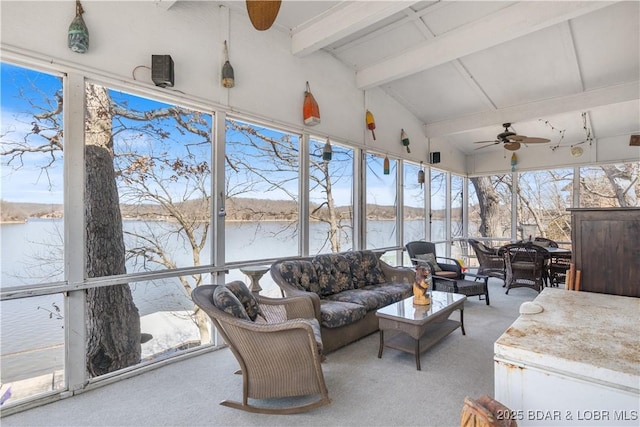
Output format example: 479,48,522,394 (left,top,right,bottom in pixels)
0,0,440,167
